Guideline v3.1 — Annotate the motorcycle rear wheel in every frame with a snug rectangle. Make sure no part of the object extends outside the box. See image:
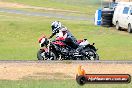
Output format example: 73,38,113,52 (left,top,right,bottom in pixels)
83,49,99,60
